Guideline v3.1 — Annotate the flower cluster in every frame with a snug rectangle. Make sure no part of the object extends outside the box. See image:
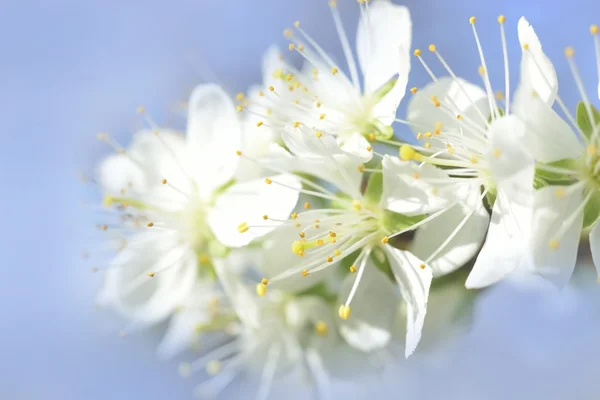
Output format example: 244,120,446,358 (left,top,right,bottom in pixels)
86,0,600,397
